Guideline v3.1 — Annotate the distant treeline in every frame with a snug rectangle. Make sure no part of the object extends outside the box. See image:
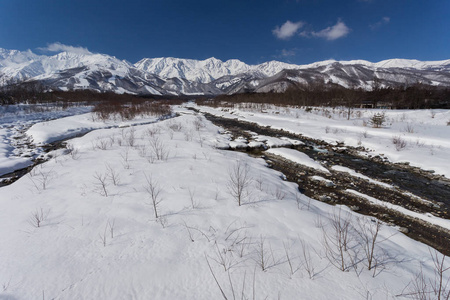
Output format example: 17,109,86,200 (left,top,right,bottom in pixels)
207,83,450,109
0,82,187,105
1,81,449,109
